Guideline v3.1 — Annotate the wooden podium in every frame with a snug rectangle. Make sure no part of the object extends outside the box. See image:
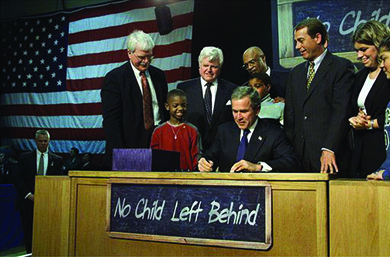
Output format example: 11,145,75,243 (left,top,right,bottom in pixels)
33,172,331,256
